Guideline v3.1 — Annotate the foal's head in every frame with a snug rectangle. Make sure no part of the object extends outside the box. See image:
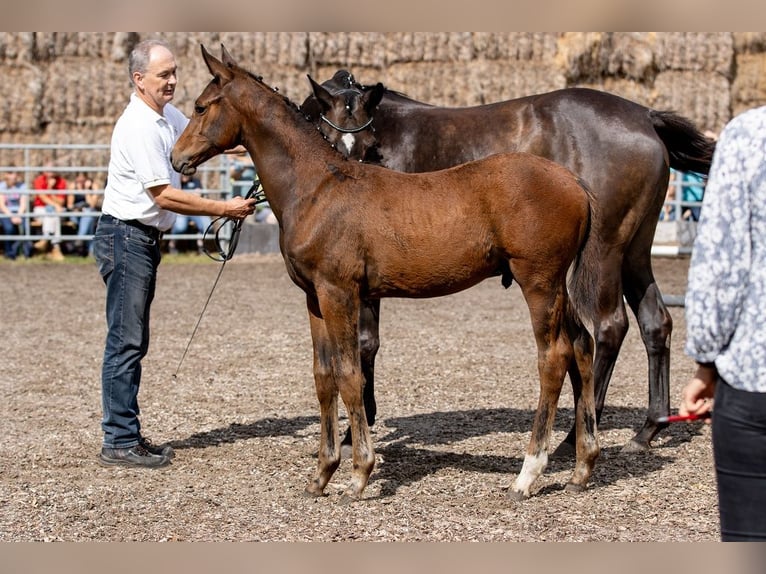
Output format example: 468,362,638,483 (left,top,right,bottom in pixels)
172,44,255,175
307,76,384,163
